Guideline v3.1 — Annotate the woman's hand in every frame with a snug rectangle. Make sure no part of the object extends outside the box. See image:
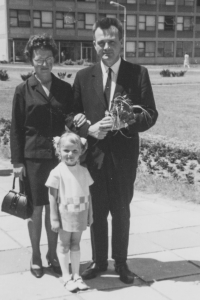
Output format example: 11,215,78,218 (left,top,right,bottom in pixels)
13,163,26,180
51,220,60,233
73,113,86,128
